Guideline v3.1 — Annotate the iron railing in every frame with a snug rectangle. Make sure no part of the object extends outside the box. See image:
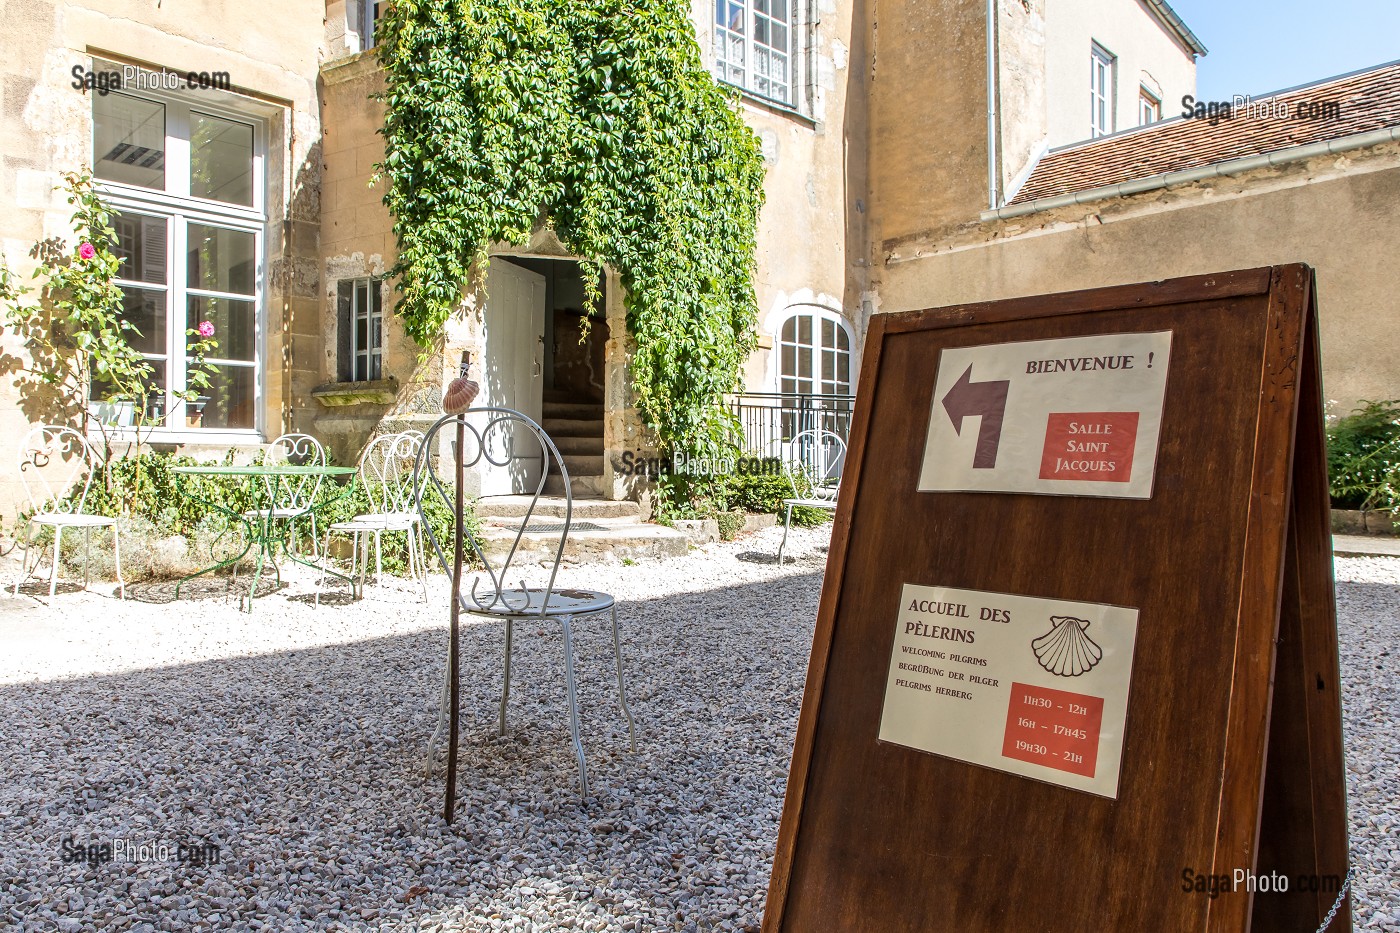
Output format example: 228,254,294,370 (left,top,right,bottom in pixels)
728,392,856,459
